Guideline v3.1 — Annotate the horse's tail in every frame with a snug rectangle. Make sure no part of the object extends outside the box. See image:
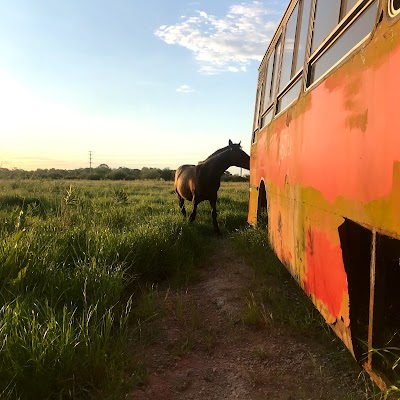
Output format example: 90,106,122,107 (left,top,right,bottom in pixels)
174,165,195,195
174,167,182,192
174,165,187,191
